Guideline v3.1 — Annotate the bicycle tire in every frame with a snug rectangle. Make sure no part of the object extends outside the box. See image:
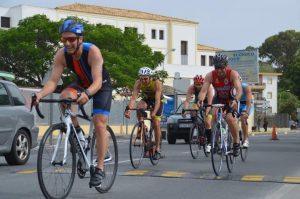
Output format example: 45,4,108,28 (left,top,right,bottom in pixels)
37,123,76,199
226,133,235,173
211,123,223,176
189,124,200,159
149,128,160,165
92,126,118,193
239,130,248,162
129,123,144,169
